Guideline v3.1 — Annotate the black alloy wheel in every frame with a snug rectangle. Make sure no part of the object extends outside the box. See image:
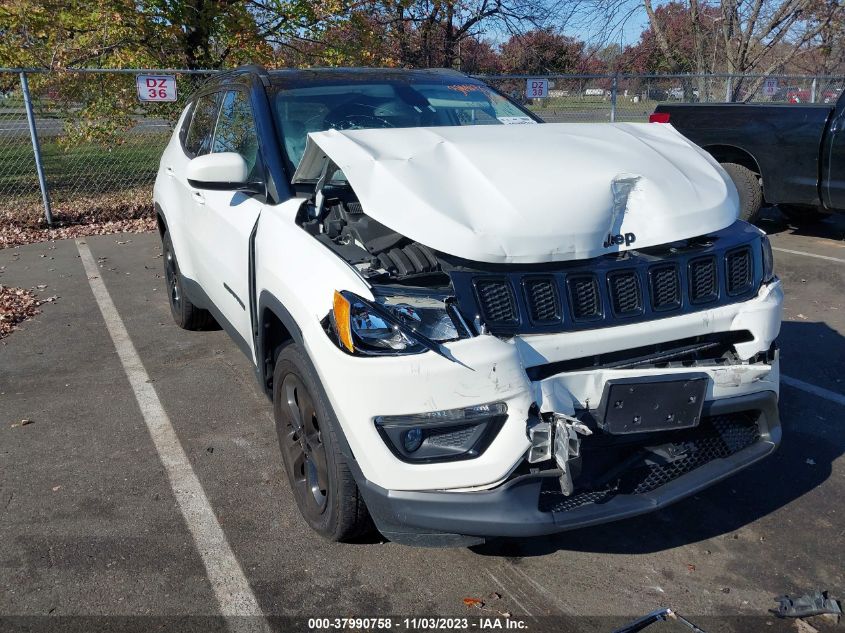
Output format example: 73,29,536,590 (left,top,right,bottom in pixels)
279,373,329,514
272,343,372,541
